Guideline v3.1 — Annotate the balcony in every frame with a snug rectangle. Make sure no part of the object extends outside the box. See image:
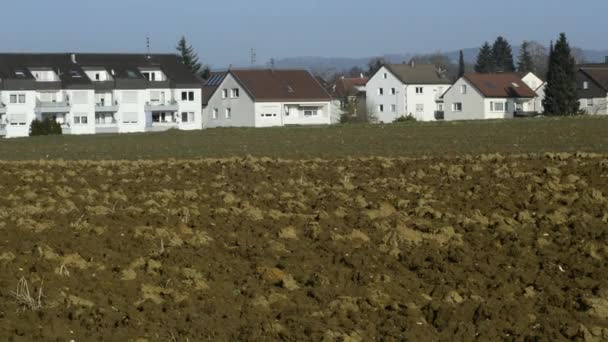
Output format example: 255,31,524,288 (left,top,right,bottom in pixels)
434,111,445,120
145,100,178,112
95,100,119,113
36,99,71,113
